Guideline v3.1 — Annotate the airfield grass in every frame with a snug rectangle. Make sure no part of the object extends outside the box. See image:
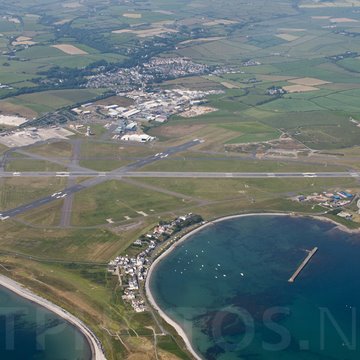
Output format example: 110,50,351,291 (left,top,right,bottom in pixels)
0,143,8,155
80,141,161,159
5,159,67,172
0,219,116,261
139,157,346,173
79,159,132,171
8,152,31,159
210,198,325,219
134,177,358,202
0,177,66,211
150,121,269,150
18,200,64,227
226,132,280,143
26,141,73,159
71,180,194,226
